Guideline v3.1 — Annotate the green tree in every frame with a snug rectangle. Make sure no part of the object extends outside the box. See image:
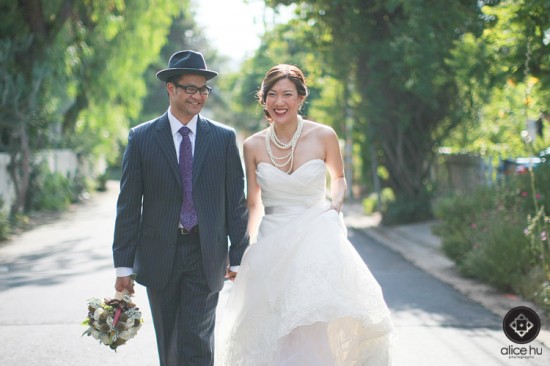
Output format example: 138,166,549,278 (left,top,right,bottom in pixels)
59,0,178,156
221,20,328,135
266,0,488,223
443,0,550,157
0,0,178,216
0,0,77,215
